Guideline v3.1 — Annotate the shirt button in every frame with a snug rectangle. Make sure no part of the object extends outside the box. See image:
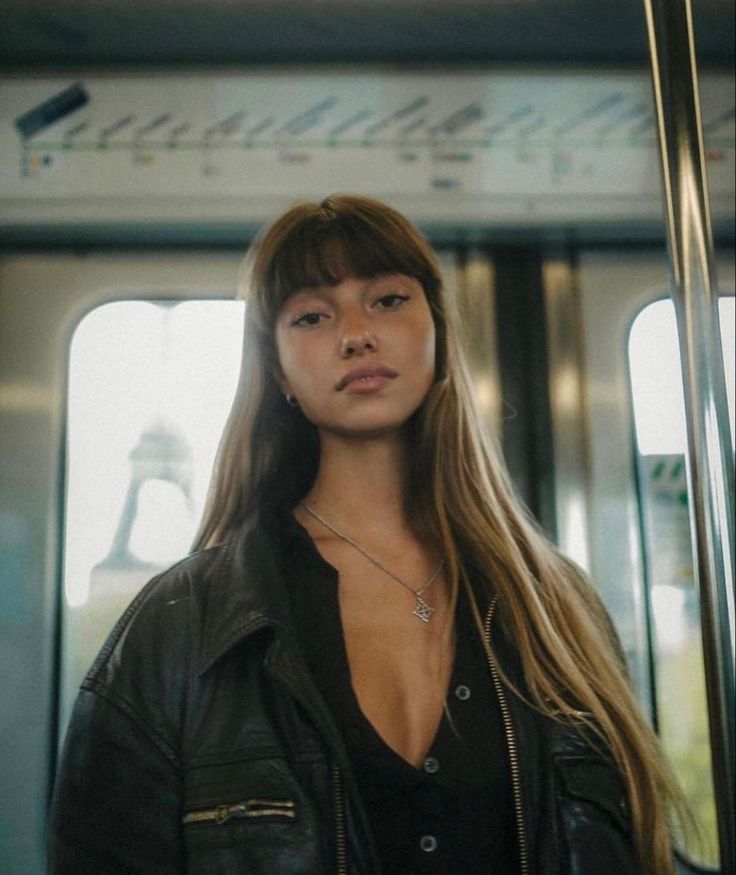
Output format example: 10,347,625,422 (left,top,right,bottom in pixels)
454,684,471,701
419,835,438,853
422,756,439,774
